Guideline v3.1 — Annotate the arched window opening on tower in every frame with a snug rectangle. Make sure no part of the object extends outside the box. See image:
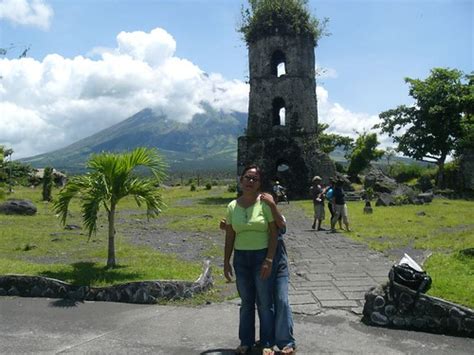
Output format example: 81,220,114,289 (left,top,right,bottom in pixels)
271,50,286,77
272,97,286,126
